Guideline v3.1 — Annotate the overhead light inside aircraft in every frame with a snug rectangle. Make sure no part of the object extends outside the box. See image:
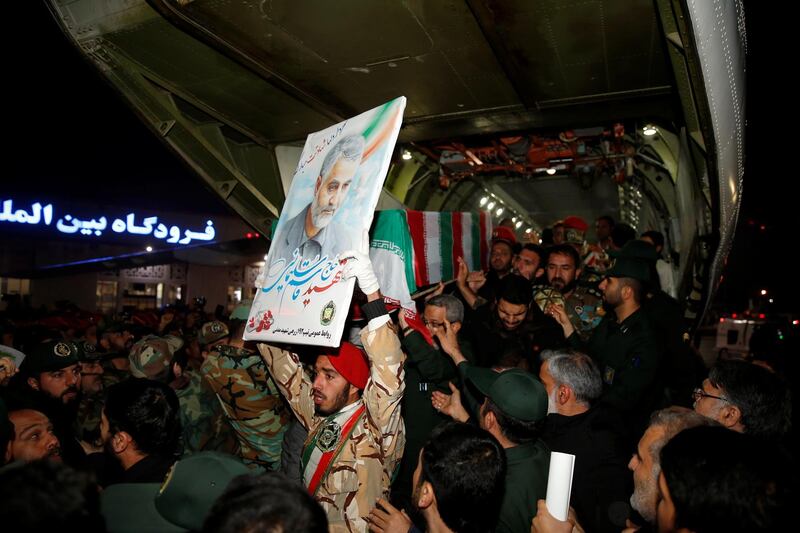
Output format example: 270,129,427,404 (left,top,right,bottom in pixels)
512,217,517,222
480,196,488,206
525,228,533,234
145,246,153,252
515,221,523,229
402,150,412,160
496,207,504,216
487,201,496,210
643,125,658,136
546,168,557,175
